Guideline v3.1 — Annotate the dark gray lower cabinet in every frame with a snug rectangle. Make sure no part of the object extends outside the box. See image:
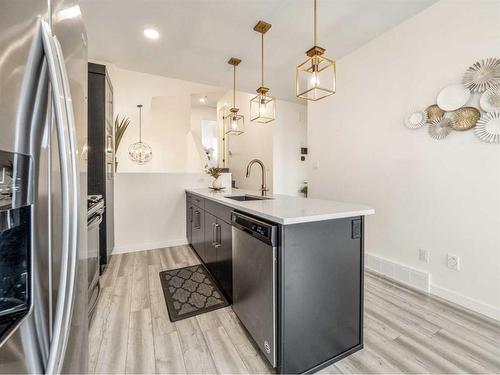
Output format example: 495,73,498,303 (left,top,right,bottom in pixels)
186,193,233,301
191,207,205,261
203,211,218,274
214,219,232,299
186,202,193,245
